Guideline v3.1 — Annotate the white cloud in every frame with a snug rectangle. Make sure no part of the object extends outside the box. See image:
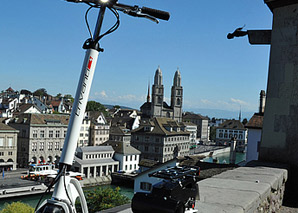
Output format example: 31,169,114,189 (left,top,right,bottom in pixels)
230,98,248,106
100,90,107,98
